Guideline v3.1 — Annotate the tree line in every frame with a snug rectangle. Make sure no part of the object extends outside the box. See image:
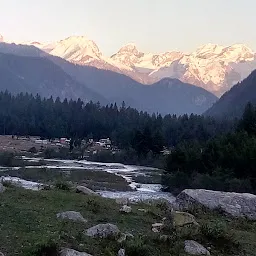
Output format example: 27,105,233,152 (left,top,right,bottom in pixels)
163,103,256,194
0,91,232,157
